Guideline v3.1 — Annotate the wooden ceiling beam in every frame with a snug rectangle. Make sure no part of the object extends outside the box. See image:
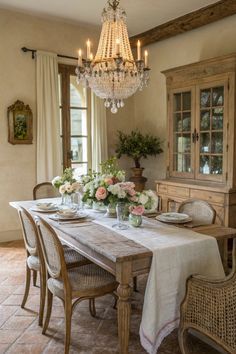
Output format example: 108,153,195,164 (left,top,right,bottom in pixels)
130,0,236,47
